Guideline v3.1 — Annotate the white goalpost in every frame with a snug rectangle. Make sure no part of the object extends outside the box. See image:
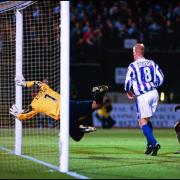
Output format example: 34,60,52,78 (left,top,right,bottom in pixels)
15,9,23,156
14,1,70,172
0,0,71,175
59,1,70,173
